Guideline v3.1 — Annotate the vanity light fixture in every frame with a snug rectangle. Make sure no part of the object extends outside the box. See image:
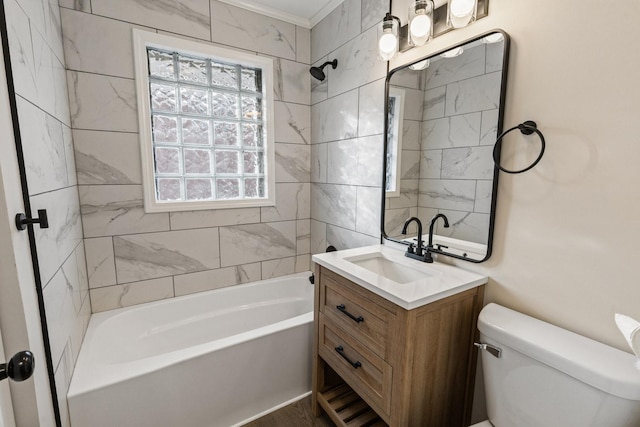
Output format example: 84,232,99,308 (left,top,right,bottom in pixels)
378,13,400,60
440,46,464,58
377,0,488,62
409,58,430,70
447,0,478,28
408,1,434,46
482,32,504,44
